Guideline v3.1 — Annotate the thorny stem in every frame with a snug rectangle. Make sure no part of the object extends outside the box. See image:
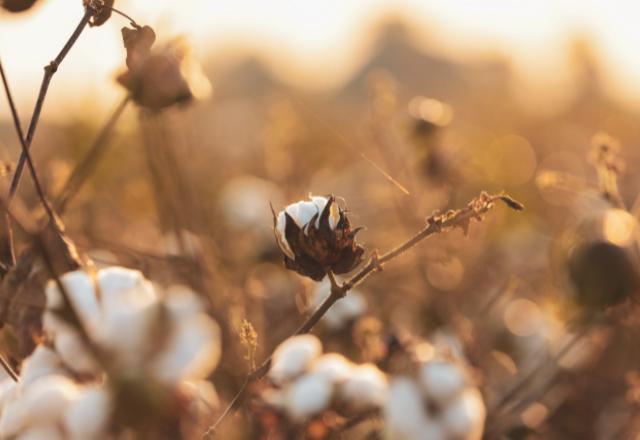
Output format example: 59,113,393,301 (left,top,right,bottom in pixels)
55,96,131,213
204,191,524,437
8,6,94,200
